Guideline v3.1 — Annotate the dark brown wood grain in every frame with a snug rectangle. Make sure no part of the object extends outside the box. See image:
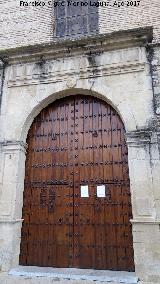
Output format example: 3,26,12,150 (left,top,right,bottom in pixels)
19,95,134,271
